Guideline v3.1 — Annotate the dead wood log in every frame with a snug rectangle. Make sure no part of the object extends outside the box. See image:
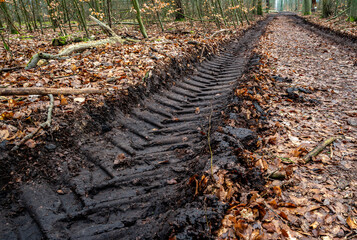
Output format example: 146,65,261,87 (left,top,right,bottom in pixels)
26,16,127,70
0,87,106,96
304,136,342,163
12,94,54,151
